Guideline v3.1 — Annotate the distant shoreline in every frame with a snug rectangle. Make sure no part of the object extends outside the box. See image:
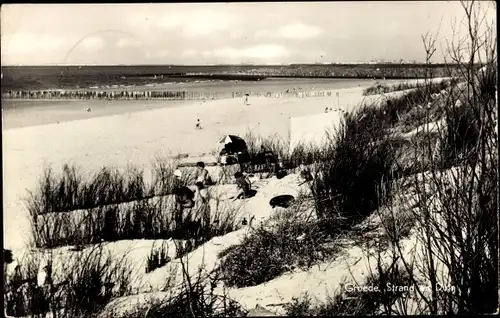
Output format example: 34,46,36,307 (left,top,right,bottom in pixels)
0,63,467,92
